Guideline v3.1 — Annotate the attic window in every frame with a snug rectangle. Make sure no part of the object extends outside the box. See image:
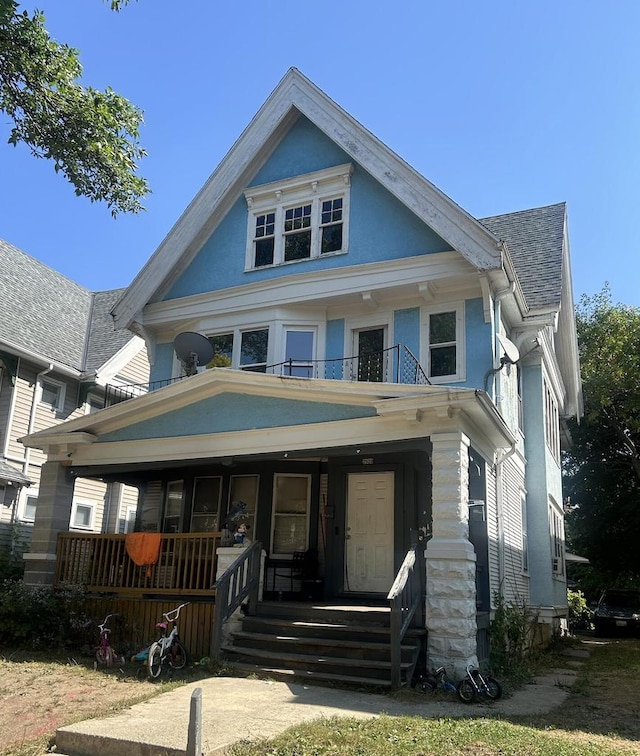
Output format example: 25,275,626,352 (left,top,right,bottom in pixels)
245,163,353,270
